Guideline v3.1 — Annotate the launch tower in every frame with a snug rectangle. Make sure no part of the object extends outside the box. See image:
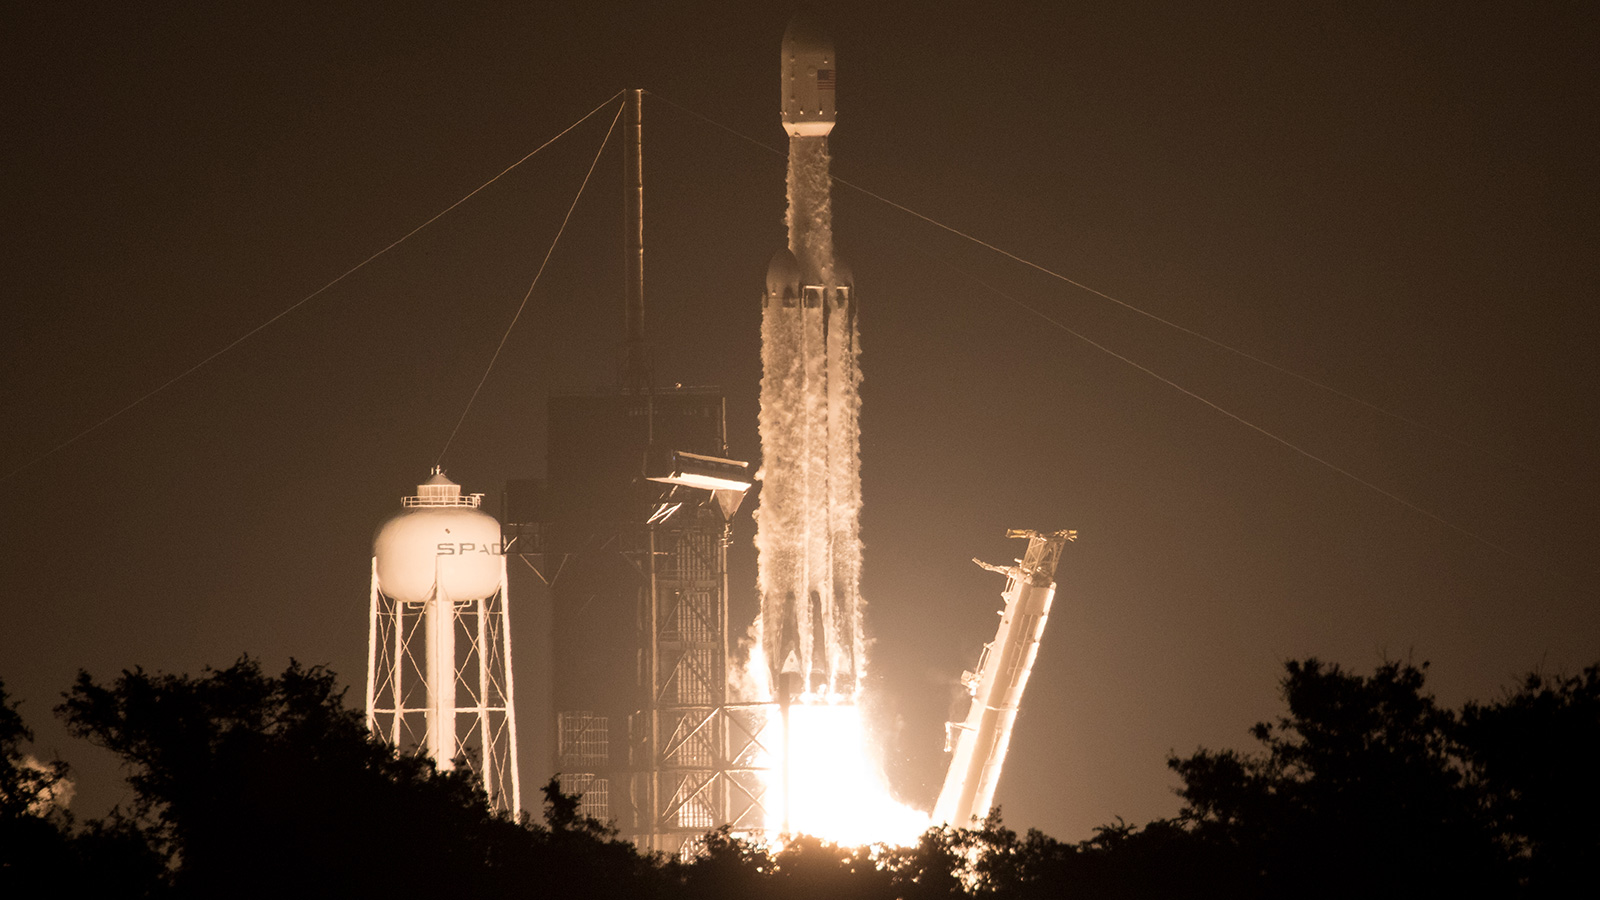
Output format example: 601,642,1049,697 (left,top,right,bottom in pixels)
516,91,764,854
535,390,764,853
